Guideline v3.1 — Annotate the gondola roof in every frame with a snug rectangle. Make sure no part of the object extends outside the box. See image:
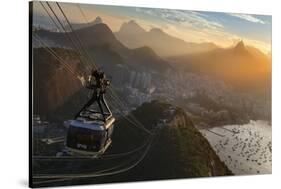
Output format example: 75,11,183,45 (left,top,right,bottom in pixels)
70,117,115,131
